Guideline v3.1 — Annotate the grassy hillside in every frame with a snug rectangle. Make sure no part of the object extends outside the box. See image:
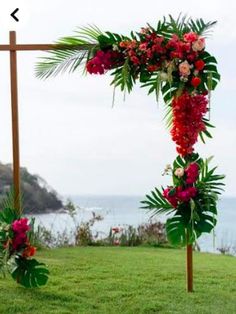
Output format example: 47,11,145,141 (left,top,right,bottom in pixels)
0,247,235,313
